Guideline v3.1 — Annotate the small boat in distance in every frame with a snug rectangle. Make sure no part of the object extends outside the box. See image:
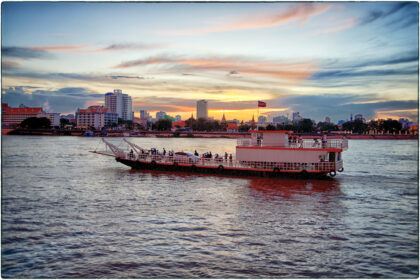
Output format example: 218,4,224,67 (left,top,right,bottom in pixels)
91,130,348,178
